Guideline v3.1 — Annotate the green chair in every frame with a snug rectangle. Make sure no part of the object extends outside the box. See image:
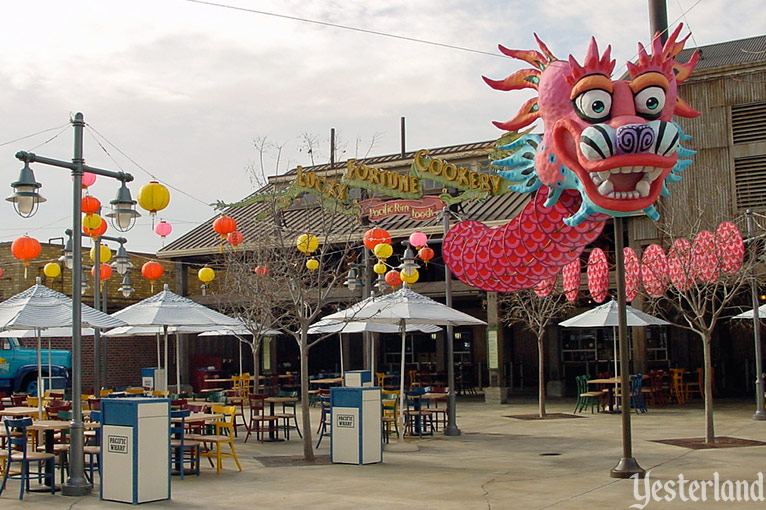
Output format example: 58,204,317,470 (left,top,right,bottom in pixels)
276,390,302,439
575,375,602,414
